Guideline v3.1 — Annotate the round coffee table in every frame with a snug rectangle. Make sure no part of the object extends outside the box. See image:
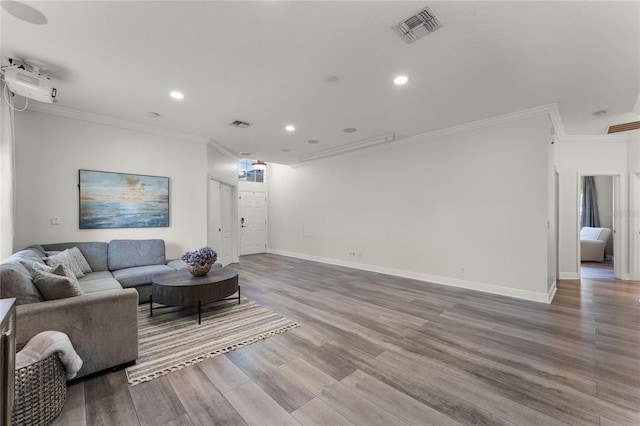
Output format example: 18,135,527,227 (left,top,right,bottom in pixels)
150,268,239,324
